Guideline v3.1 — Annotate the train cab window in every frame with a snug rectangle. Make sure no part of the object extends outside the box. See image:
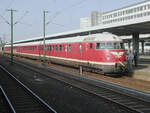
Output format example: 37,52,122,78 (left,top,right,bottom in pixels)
106,42,114,49
59,45,62,51
145,43,150,46
90,43,93,49
69,44,71,52
100,43,105,49
96,43,105,49
113,42,124,49
55,45,58,51
114,43,120,49
120,43,124,49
